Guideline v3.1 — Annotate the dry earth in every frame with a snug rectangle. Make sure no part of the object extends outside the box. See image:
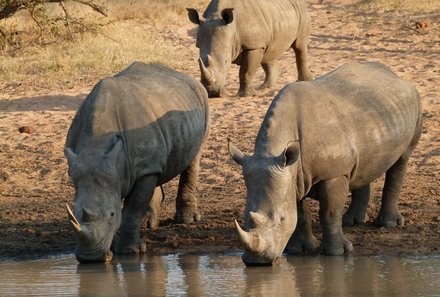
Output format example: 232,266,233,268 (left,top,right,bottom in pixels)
0,0,439,259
